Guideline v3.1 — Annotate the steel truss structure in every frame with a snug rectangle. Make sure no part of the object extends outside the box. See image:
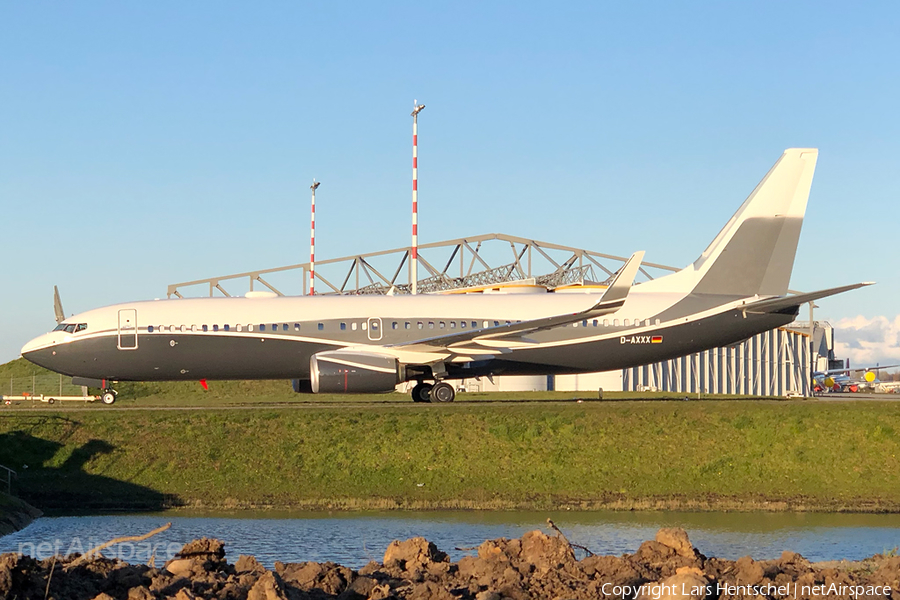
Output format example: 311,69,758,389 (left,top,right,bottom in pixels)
166,233,680,298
